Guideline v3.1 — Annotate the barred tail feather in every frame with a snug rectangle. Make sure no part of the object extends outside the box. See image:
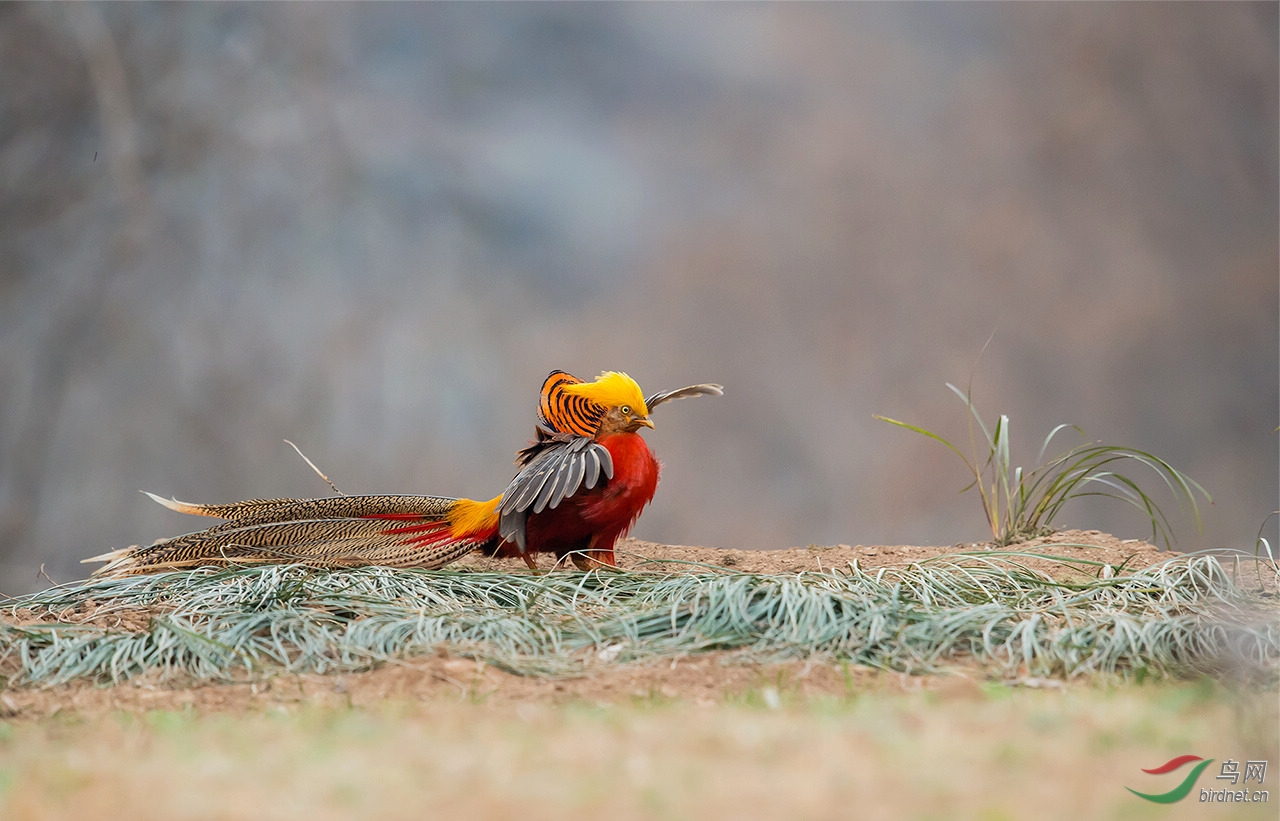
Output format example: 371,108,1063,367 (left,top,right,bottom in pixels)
144,493,461,526
85,493,502,577
142,491,289,519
